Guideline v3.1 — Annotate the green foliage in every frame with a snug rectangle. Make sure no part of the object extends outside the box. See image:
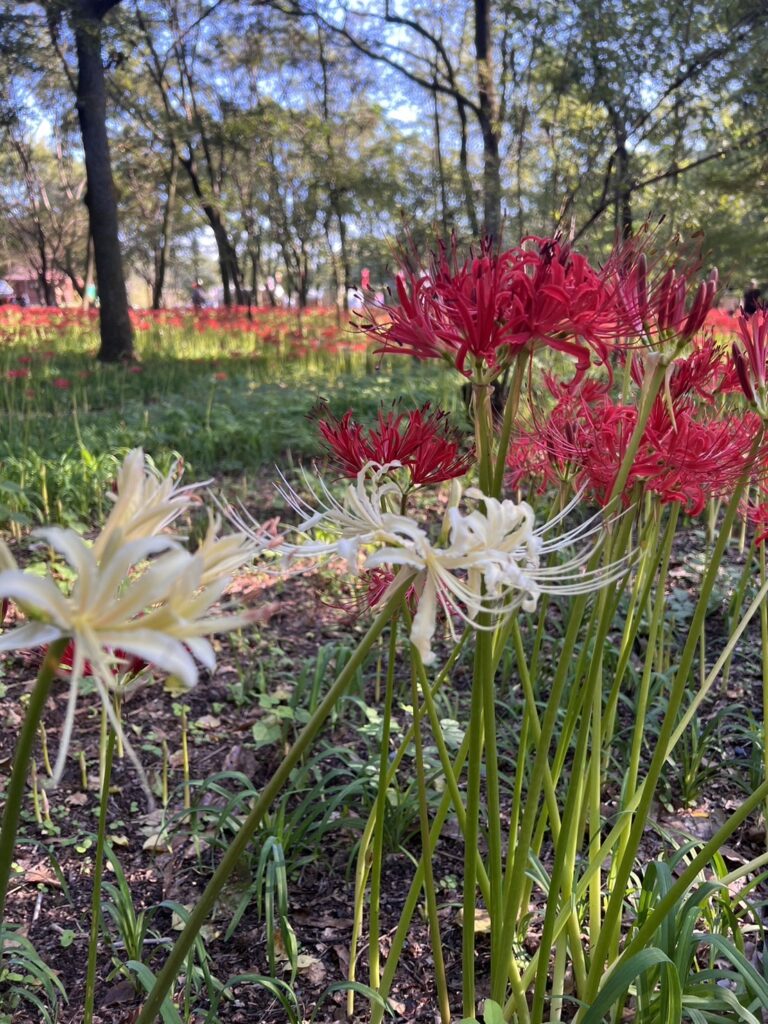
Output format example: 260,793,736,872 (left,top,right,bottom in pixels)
0,323,460,530
0,925,66,1023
